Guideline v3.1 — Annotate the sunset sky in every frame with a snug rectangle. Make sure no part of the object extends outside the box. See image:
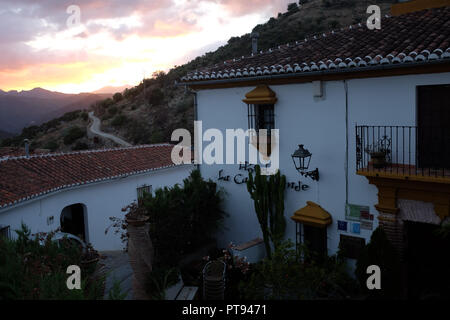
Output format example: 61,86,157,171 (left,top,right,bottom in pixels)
0,0,290,94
